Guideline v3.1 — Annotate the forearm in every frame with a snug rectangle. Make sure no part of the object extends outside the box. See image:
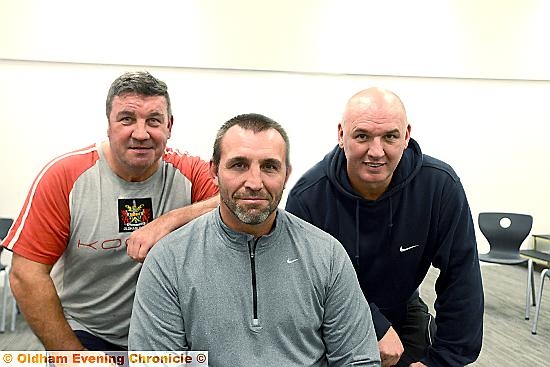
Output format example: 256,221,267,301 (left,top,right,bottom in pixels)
127,195,219,262
156,195,219,234
10,255,84,350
